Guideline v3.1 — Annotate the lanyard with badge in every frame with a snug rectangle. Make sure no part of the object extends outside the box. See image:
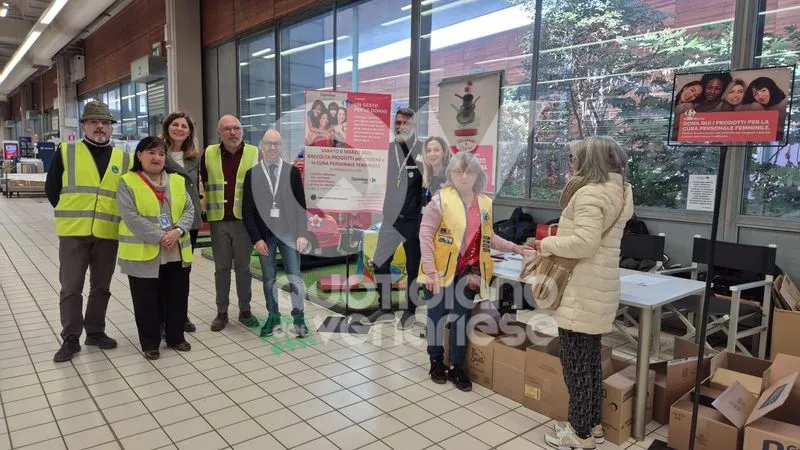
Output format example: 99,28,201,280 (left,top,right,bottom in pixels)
395,143,414,188
260,159,283,218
